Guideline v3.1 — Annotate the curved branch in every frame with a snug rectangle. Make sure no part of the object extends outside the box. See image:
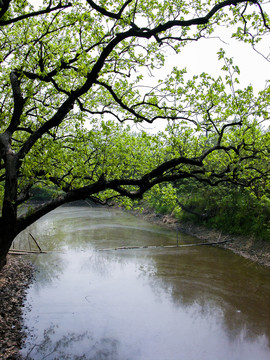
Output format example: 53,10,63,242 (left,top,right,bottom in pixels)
255,1,270,30
217,120,243,146
0,2,72,26
7,71,27,135
0,0,11,20
86,0,133,20
96,80,150,122
142,0,258,36
16,177,109,234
